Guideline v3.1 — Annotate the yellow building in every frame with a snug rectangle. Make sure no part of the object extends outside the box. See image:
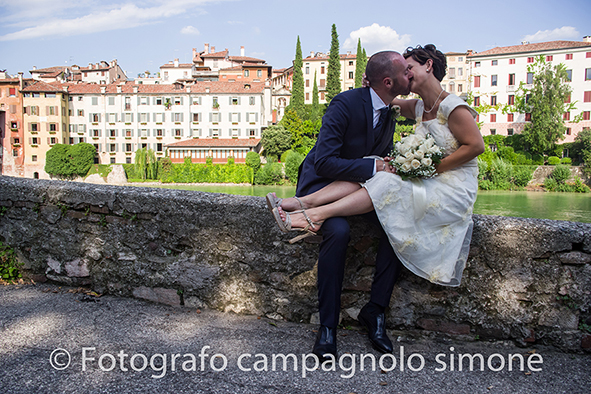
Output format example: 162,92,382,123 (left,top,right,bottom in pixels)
21,81,69,178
